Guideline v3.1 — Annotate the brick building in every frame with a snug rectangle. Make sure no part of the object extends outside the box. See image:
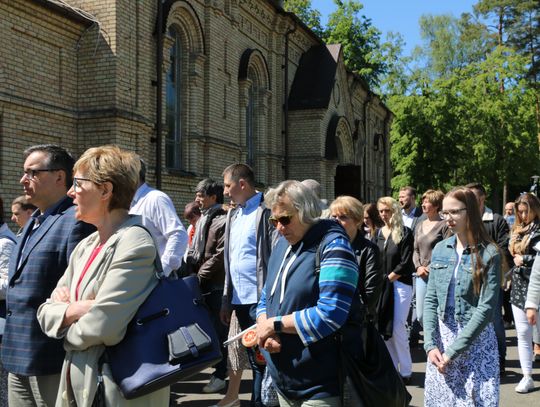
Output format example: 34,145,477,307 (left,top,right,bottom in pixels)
0,0,391,221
